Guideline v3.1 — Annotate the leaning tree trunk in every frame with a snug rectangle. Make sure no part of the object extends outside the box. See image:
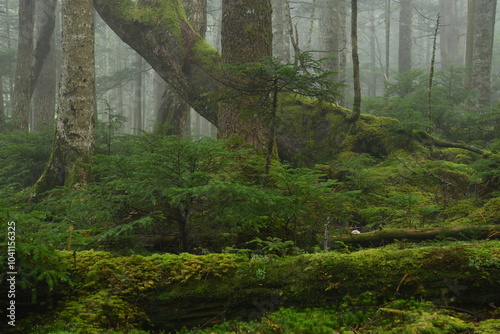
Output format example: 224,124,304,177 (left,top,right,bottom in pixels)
94,0,221,127
12,0,35,131
33,0,95,195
